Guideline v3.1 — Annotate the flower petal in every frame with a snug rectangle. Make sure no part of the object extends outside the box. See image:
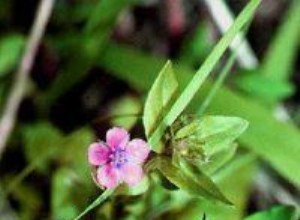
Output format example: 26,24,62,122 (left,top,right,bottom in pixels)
97,164,122,189
121,163,143,187
88,142,111,166
106,127,129,149
126,139,150,164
